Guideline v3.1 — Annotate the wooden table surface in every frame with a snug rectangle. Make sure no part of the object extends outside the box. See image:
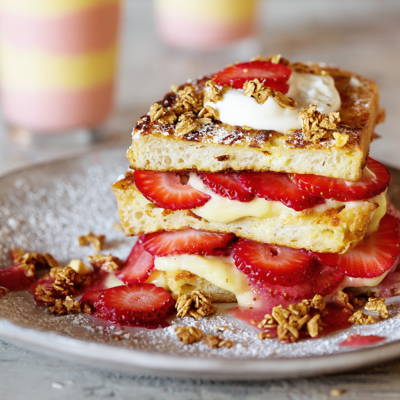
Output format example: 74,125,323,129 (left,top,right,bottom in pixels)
1,1,400,398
